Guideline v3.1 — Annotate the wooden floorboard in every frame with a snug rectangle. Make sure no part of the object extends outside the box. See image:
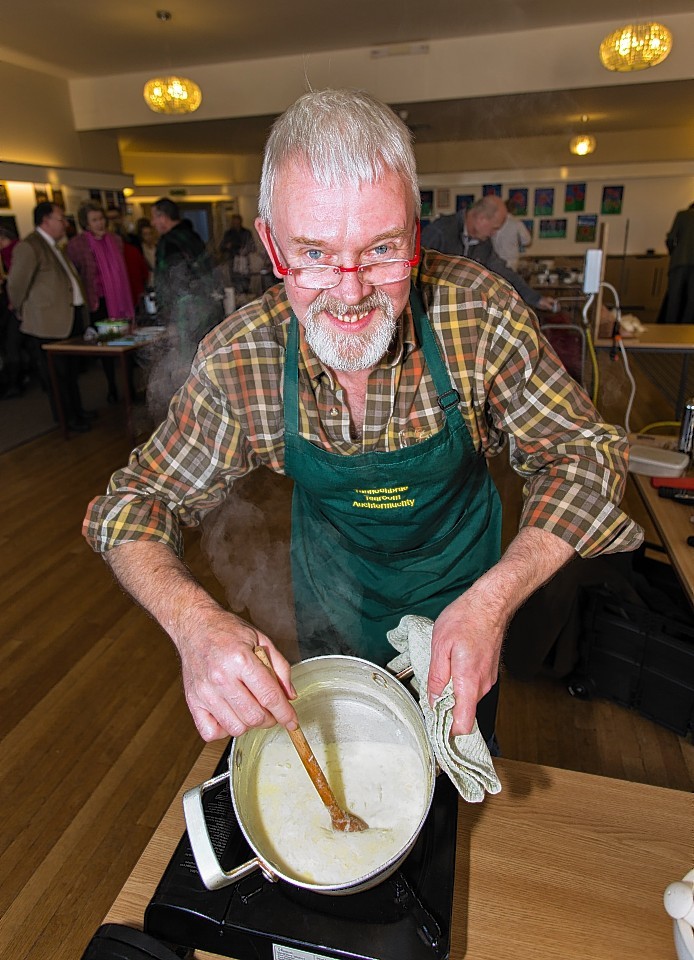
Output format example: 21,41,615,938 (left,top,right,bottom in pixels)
0,357,692,960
